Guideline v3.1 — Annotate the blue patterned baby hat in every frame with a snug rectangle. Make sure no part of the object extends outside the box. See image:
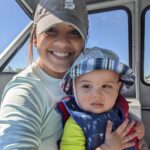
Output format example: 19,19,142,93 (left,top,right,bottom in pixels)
61,47,135,95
